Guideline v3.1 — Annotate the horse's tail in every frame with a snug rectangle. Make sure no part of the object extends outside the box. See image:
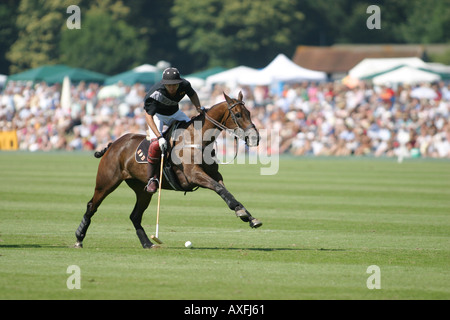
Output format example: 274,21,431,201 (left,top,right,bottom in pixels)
94,142,112,158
